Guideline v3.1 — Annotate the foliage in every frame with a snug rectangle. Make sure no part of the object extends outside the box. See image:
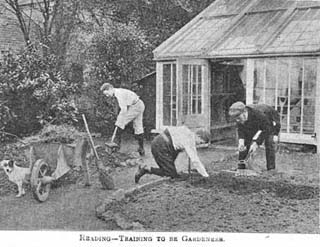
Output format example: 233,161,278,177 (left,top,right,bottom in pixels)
87,22,152,87
0,100,16,142
1,0,216,139
0,47,80,138
101,0,215,48
72,0,215,137
76,83,119,136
